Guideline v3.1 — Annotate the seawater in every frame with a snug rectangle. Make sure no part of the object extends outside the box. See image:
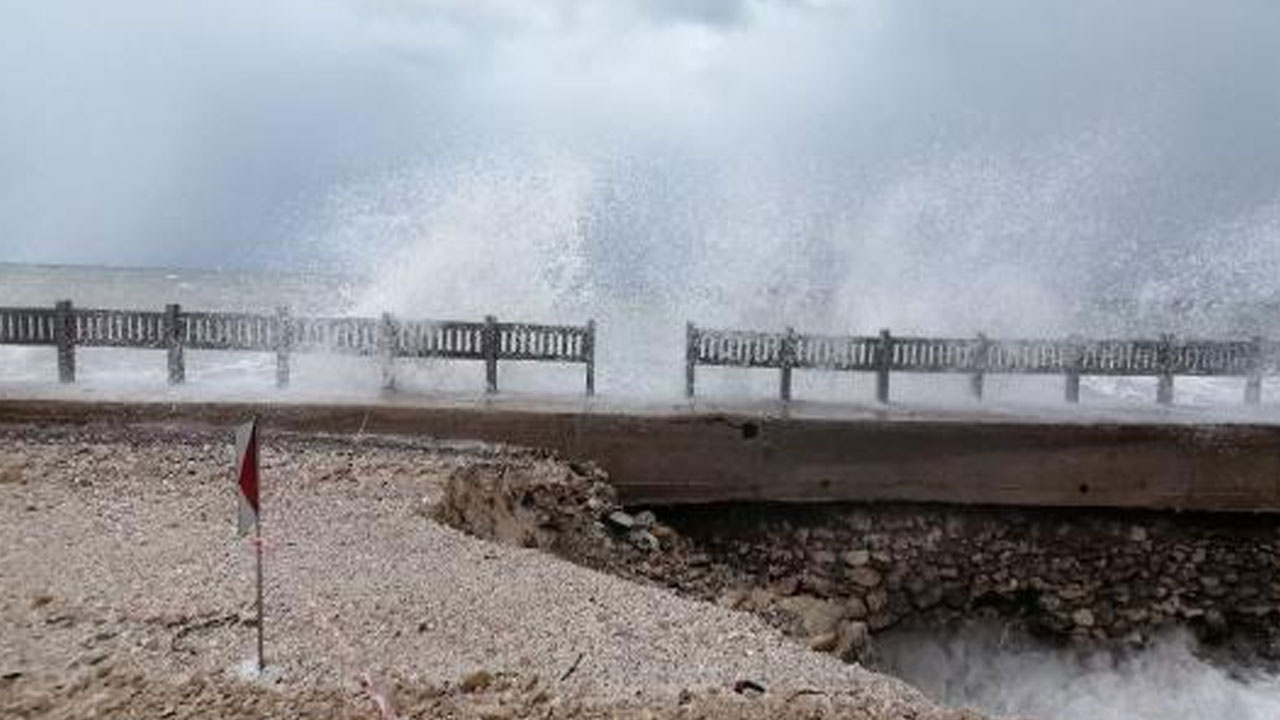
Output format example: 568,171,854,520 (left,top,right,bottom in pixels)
0,262,363,391
877,624,1280,720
